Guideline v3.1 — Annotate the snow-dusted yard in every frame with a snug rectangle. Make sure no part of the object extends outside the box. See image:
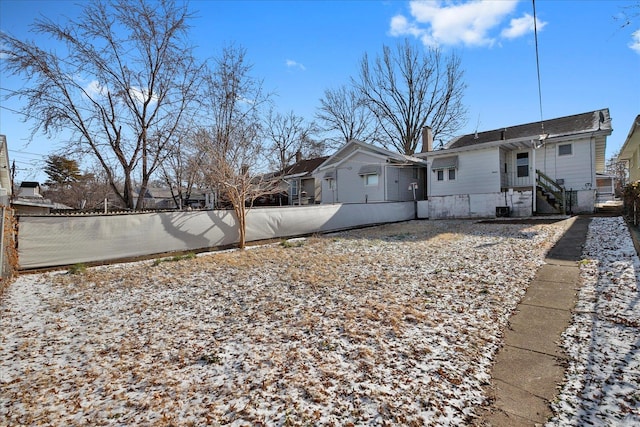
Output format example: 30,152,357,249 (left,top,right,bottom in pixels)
0,218,637,426
547,217,640,426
